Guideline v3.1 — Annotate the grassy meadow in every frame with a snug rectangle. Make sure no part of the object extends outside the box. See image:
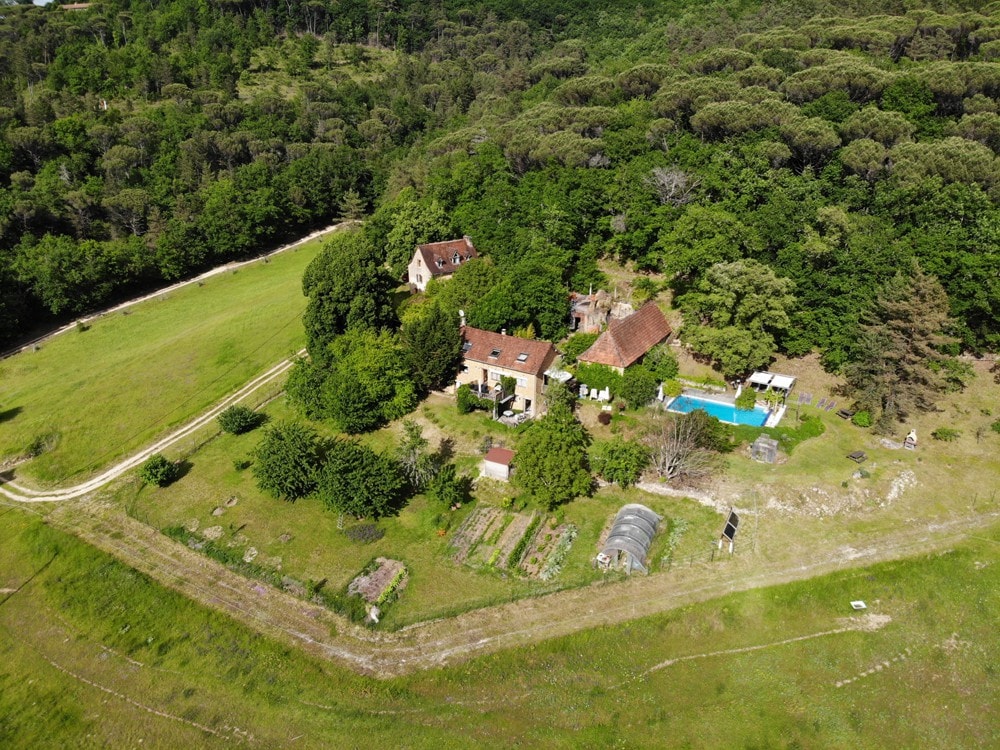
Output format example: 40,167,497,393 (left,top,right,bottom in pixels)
1,506,996,748
0,237,325,485
119,393,723,629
